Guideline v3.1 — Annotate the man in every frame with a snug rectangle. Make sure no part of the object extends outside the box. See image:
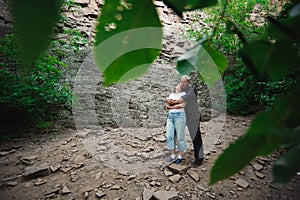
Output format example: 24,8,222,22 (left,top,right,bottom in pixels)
166,75,204,166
